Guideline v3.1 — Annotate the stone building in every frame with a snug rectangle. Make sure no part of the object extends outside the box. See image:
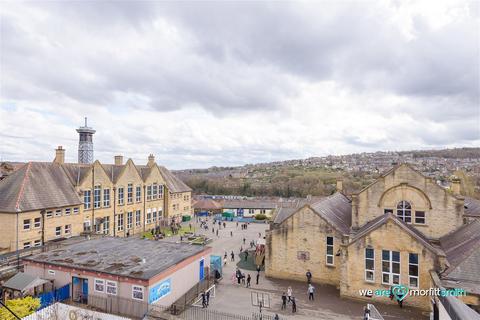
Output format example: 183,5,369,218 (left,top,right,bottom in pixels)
266,164,480,312
0,148,192,254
